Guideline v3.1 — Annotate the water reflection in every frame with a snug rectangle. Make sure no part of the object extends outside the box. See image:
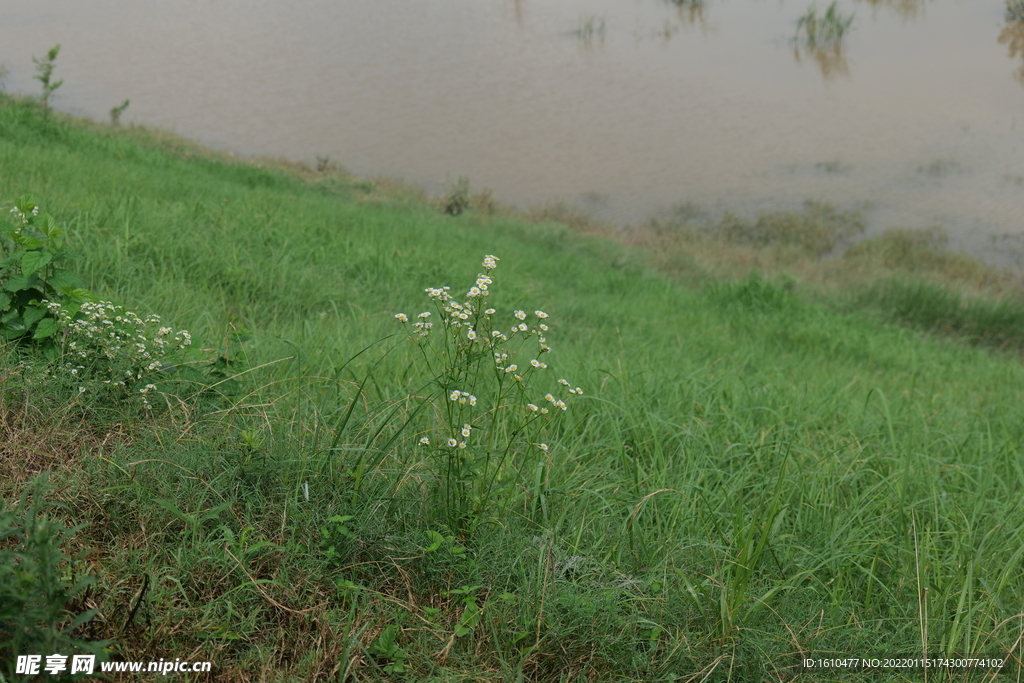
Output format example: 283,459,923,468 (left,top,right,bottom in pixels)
998,21,1024,85
1,0,1019,265
792,46,850,80
670,2,707,28
852,0,931,21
